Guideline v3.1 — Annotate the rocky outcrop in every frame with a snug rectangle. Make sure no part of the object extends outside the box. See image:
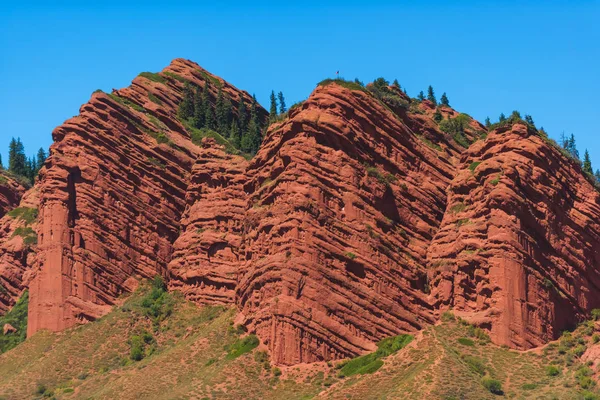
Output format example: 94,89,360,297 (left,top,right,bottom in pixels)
0,187,39,313
429,123,600,349
232,83,480,364
168,138,249,305
4,57,598,366
27,59,265,336
0,173,27,218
